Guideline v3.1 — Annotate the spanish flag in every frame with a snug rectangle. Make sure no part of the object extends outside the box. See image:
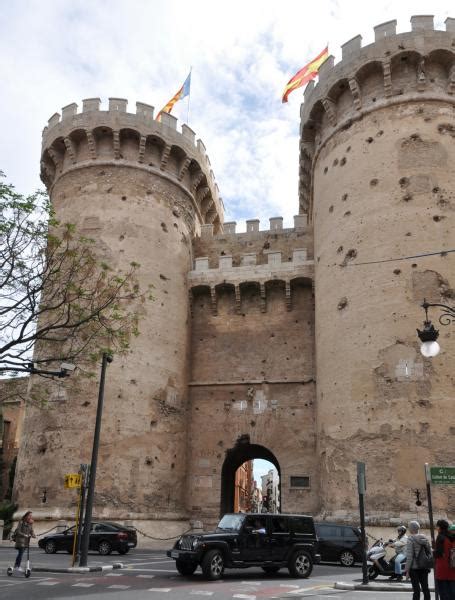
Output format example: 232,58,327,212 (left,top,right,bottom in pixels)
282,47,329,103
156,71,191,121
